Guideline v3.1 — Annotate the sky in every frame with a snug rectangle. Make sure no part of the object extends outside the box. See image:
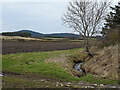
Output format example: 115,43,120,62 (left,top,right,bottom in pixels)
0,0,119,34
2,2,71,34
